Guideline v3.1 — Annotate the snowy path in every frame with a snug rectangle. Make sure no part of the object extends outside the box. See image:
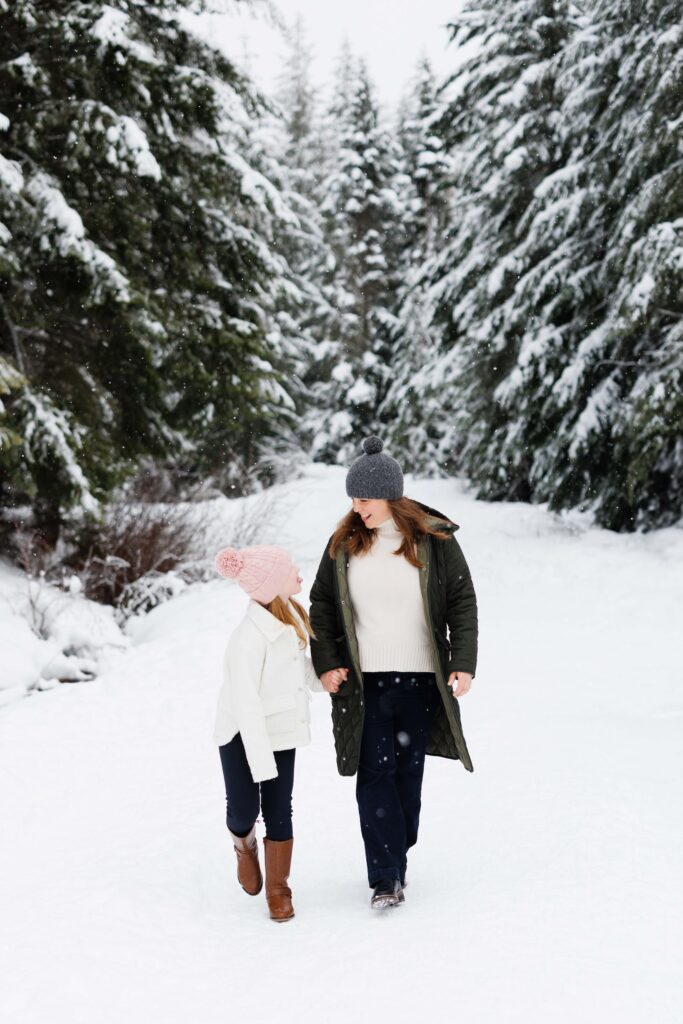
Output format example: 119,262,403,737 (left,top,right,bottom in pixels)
2,466,682,1024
